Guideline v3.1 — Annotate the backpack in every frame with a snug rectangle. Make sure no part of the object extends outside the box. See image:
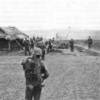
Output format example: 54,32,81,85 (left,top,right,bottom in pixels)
22,57,43,86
